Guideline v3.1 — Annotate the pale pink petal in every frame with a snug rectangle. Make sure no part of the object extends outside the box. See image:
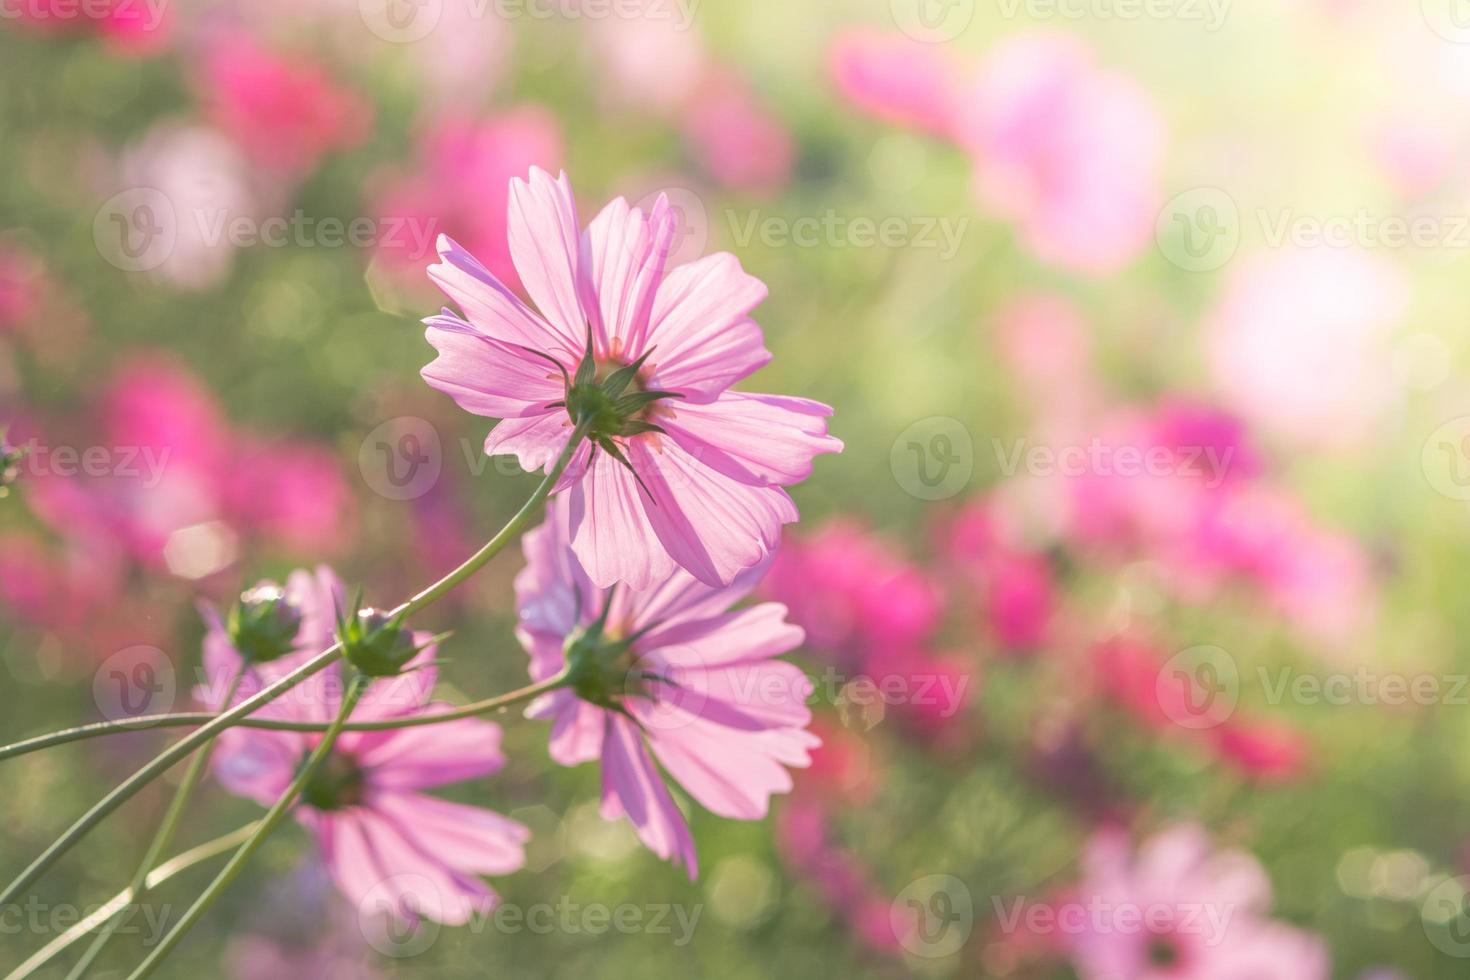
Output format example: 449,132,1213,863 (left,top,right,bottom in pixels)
483,413,577,474
630,439,795,587
600,714,697,878
372,793,528,877
421,323,565,419
358,713,504,790
662,392,842,486
567,450,675,590
582,193,676,357
638,602,804,667
506,168,594,348
644,253,770,401
640,707,814,820
427,234,576,354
